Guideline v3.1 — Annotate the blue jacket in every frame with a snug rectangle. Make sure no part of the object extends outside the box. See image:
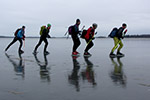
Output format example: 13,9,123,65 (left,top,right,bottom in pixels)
17,29,25,39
